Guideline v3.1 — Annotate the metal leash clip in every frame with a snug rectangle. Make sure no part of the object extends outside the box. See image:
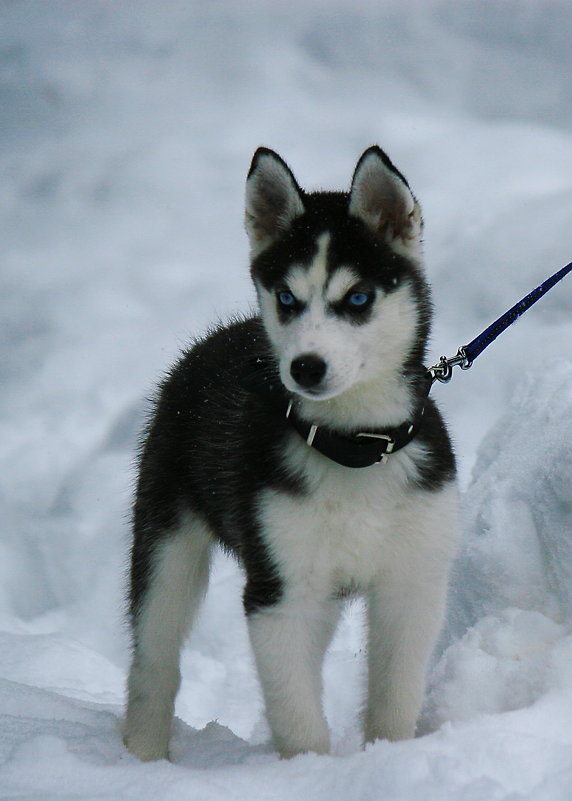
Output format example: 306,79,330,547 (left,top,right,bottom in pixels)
428,347,473,384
